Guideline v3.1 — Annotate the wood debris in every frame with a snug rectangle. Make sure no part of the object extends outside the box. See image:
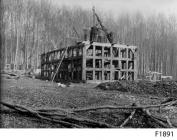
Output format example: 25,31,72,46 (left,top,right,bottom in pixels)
1,99,176,128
